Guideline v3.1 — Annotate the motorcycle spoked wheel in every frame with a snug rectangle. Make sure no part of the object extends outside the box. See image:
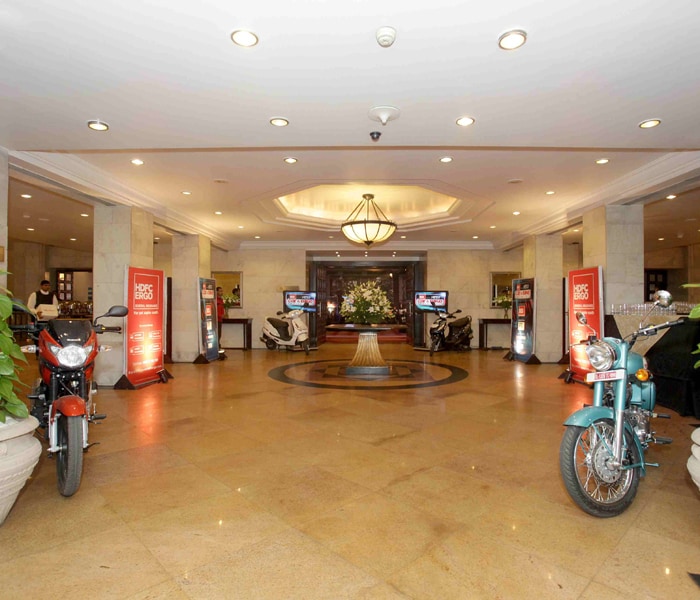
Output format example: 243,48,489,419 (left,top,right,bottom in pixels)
559,418,641,518
56,415,84,497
